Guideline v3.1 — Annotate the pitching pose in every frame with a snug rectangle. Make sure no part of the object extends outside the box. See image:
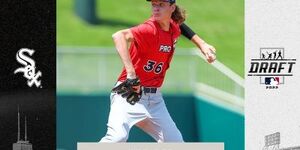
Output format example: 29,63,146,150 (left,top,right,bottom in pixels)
100,0,216,142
